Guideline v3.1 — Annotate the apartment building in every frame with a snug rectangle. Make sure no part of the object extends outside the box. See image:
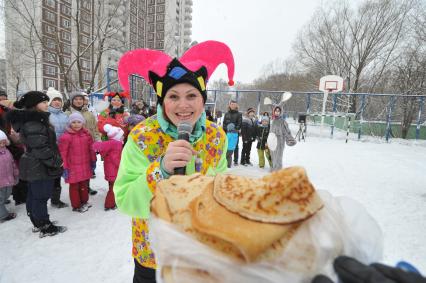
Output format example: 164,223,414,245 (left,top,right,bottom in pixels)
4,0,94,98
